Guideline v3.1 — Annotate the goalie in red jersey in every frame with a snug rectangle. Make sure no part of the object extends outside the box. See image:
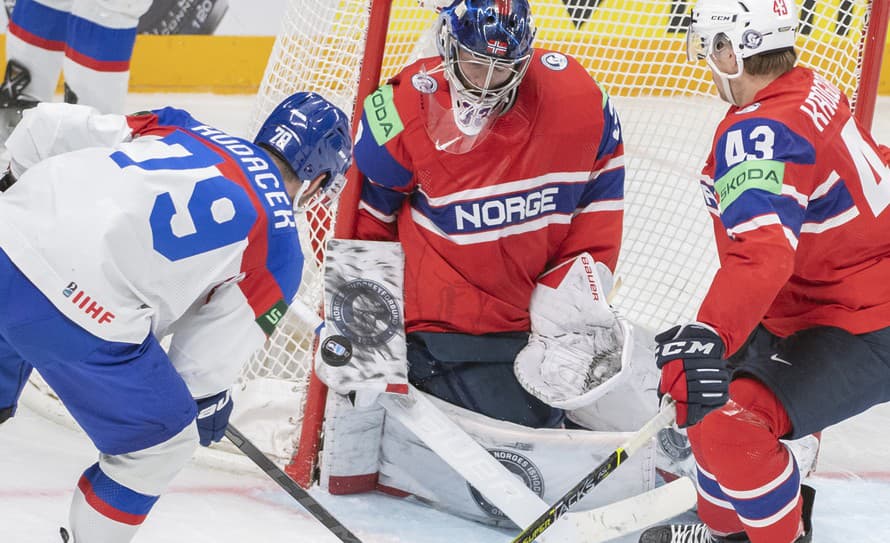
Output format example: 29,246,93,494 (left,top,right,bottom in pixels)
313,0,686,527
641,1,890,542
